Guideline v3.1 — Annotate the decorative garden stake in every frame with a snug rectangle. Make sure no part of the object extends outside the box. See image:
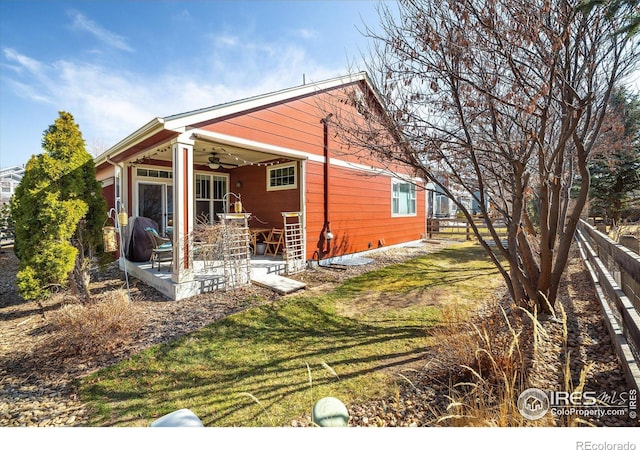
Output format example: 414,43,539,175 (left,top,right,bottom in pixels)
311,397,349,427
